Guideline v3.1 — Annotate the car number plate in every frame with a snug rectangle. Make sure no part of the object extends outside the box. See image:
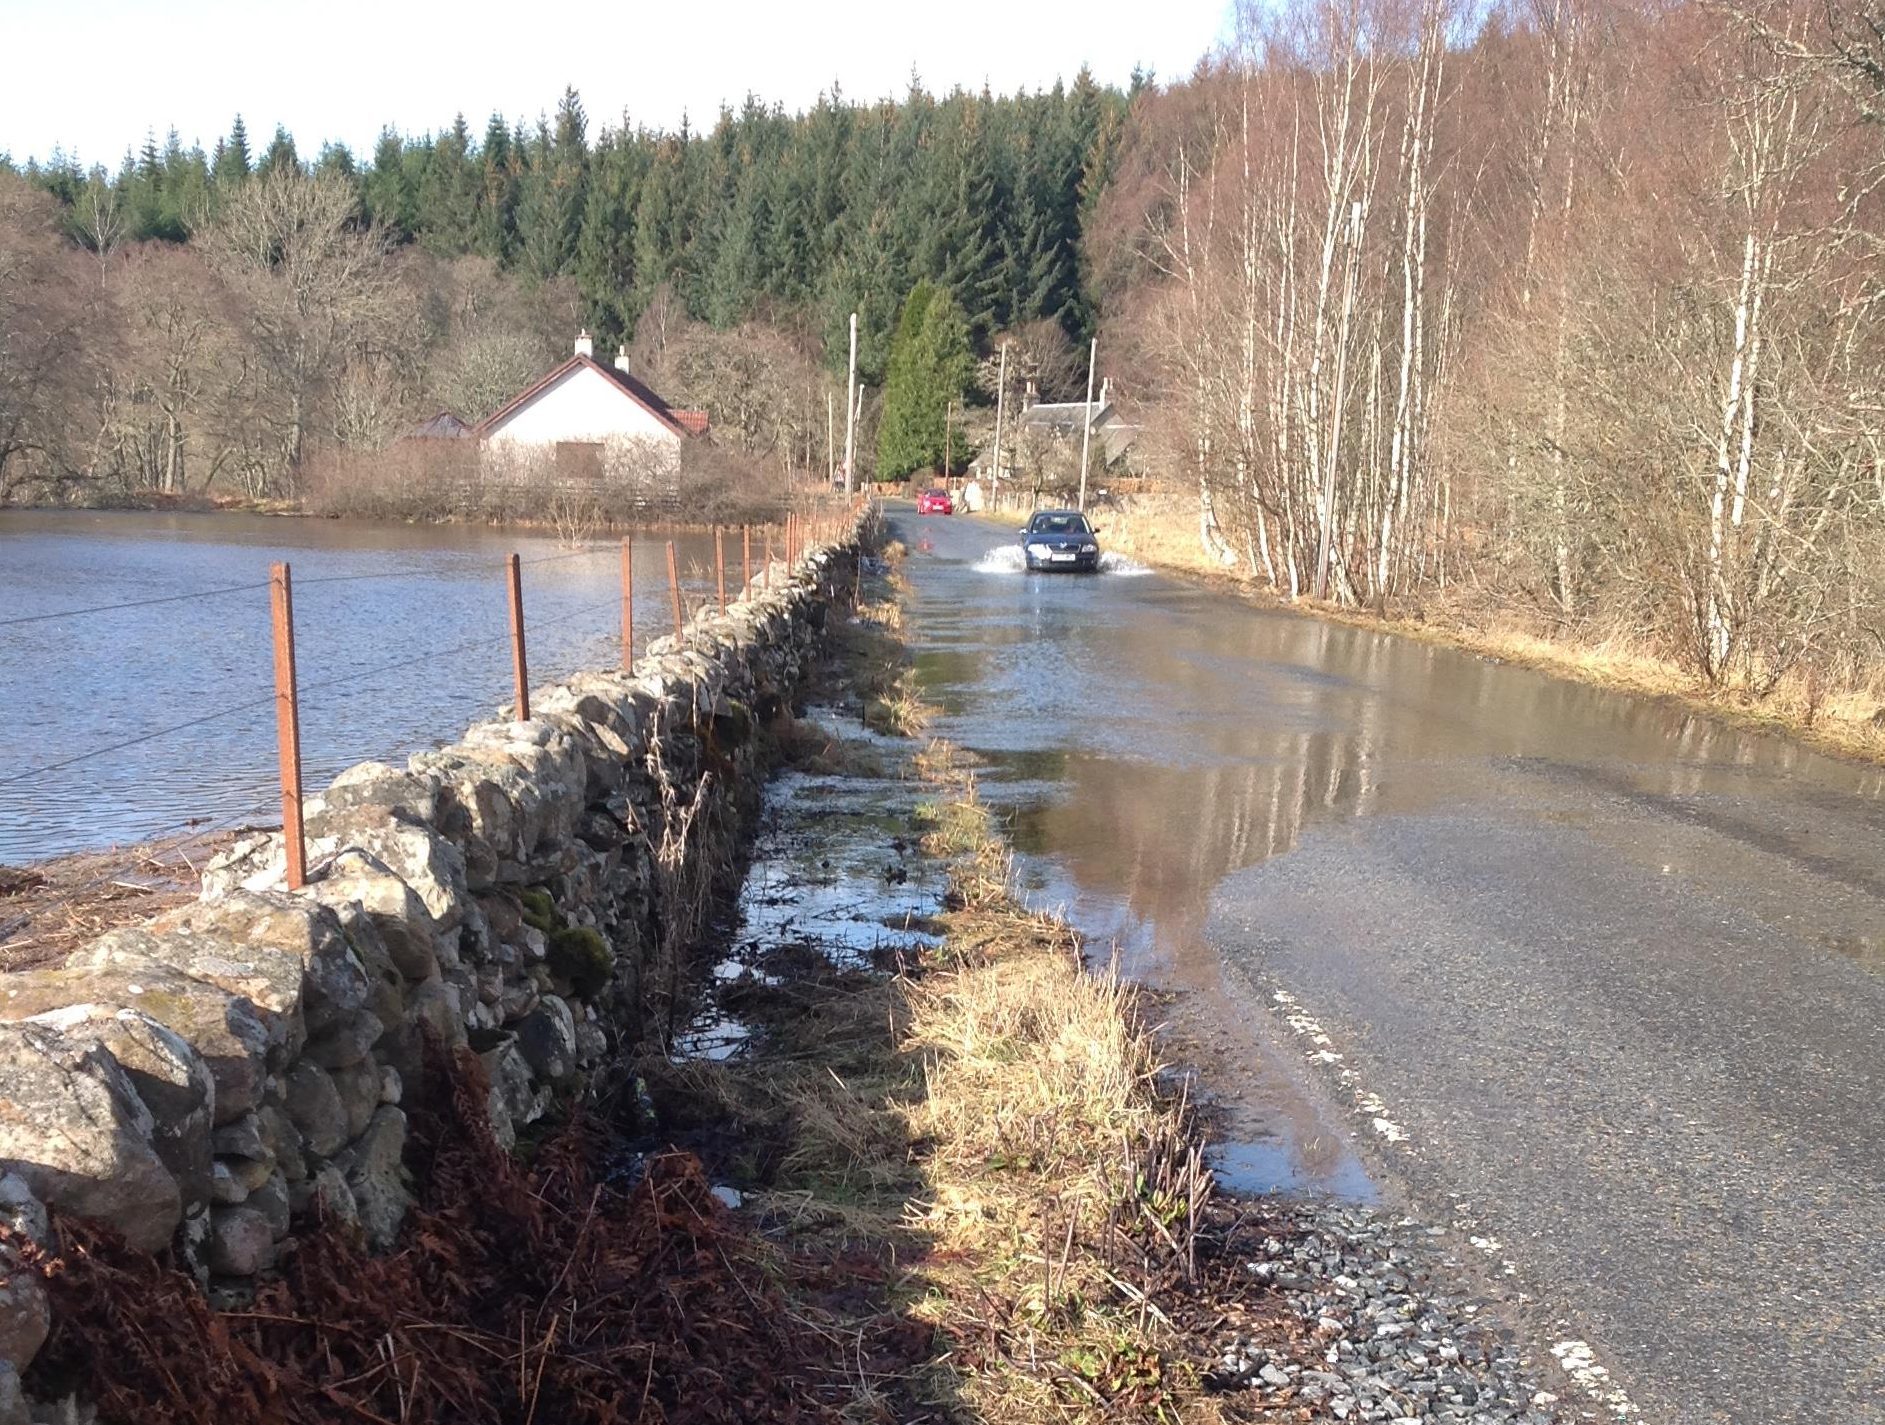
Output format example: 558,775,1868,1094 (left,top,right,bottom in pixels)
1051,550,1076,561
